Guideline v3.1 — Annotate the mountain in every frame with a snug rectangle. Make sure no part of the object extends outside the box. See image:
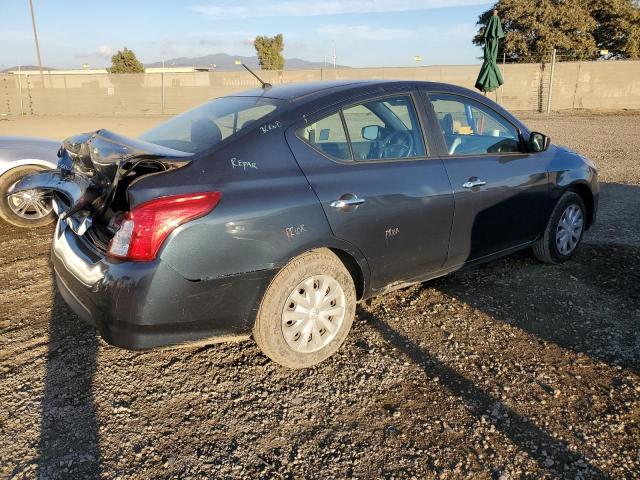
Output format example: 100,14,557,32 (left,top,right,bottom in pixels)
145,53,349,71
1,65,56,73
